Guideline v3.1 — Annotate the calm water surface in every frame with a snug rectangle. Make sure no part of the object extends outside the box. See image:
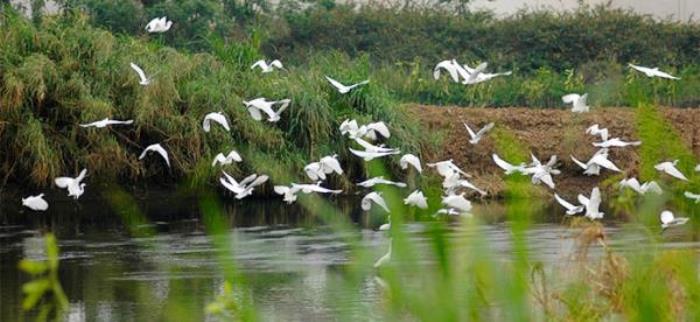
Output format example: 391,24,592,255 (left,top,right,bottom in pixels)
1,191,698,321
